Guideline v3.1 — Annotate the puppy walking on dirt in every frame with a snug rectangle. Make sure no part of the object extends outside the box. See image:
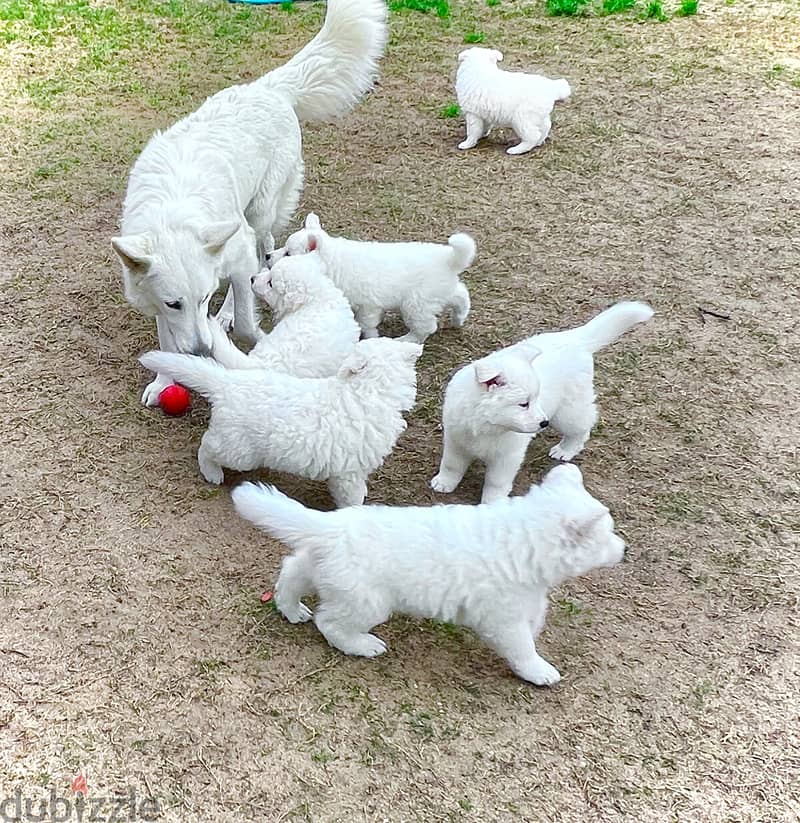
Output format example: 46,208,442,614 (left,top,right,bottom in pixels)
140,338,422,507
431,302,654,503
112,0,388,405
267,213,475,343
455,47,571,155
232,464,626,685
